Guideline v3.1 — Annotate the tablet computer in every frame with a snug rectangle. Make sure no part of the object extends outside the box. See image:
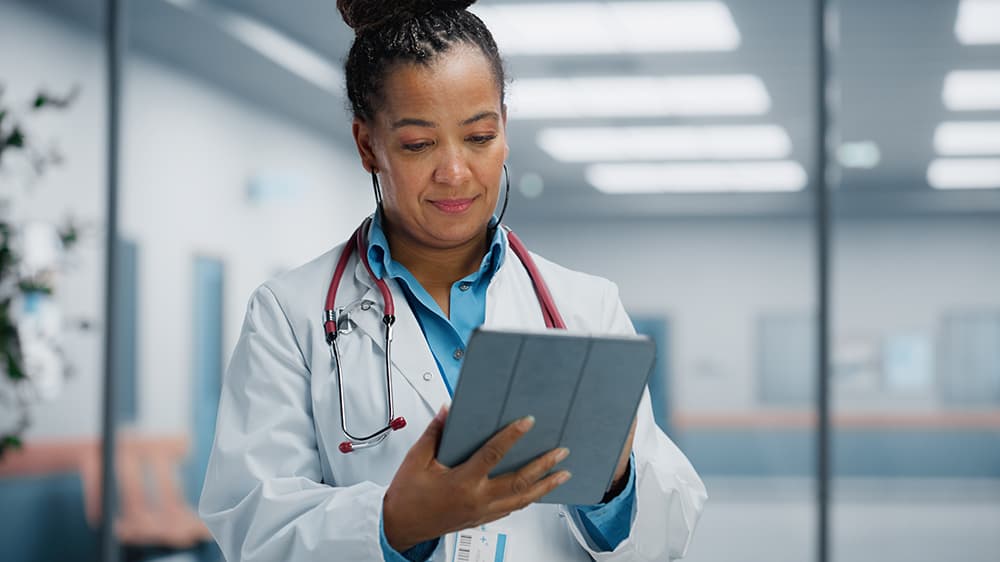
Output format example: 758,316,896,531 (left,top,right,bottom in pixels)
436,327,655,505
